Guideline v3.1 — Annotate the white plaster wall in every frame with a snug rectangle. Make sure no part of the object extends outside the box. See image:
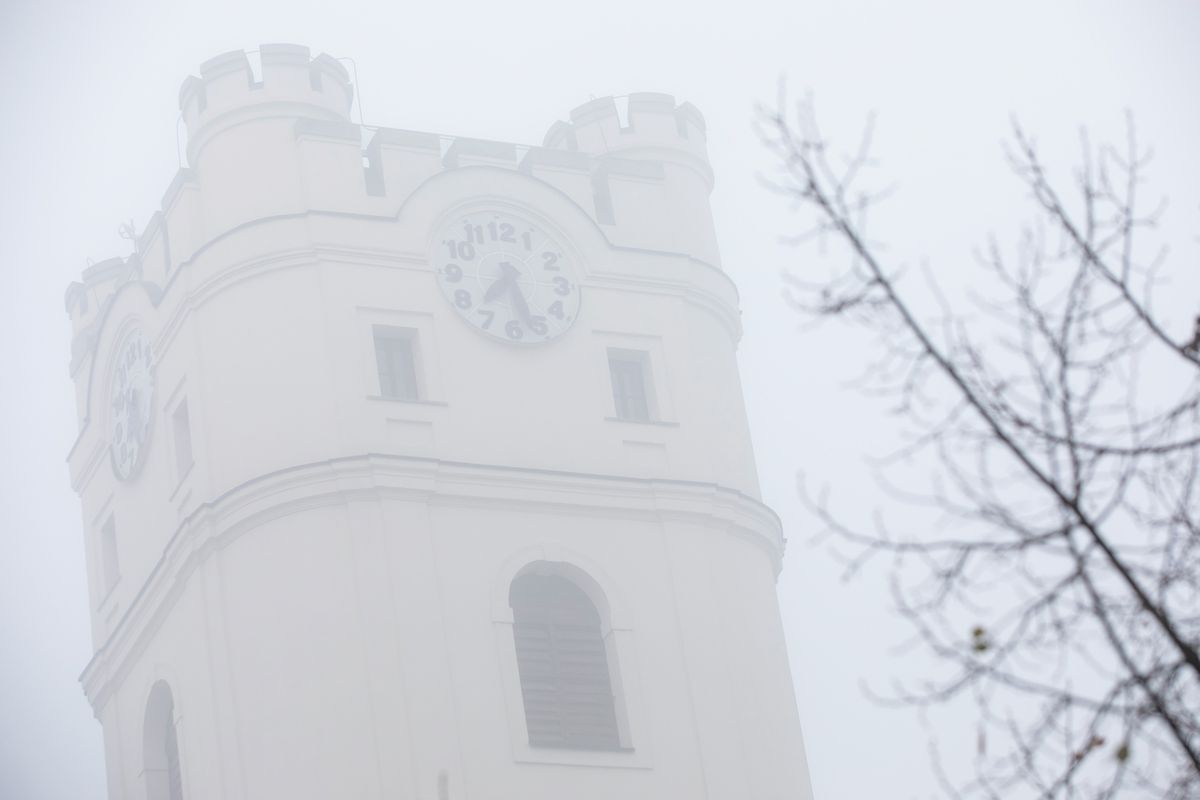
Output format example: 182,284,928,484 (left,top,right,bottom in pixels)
99,488,809,799
67,46,813,800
